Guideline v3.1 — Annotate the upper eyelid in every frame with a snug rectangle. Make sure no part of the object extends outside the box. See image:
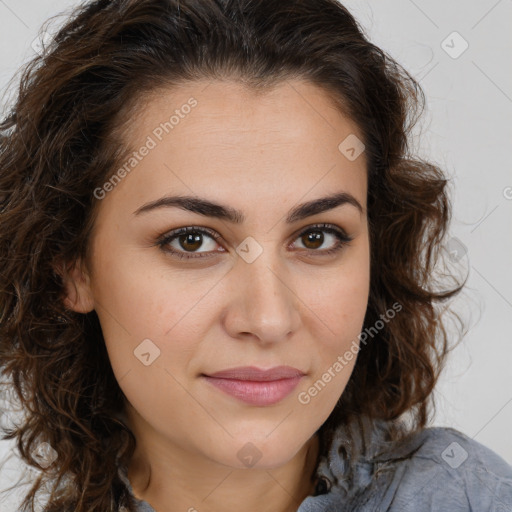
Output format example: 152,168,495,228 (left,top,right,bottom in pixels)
158,225,221,242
